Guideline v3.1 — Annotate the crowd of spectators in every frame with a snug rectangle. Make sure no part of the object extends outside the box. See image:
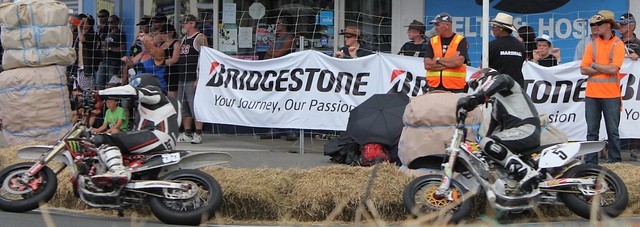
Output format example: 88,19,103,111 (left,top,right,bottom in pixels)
66,11,210,144
398,10,638,164
0,8,636,160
